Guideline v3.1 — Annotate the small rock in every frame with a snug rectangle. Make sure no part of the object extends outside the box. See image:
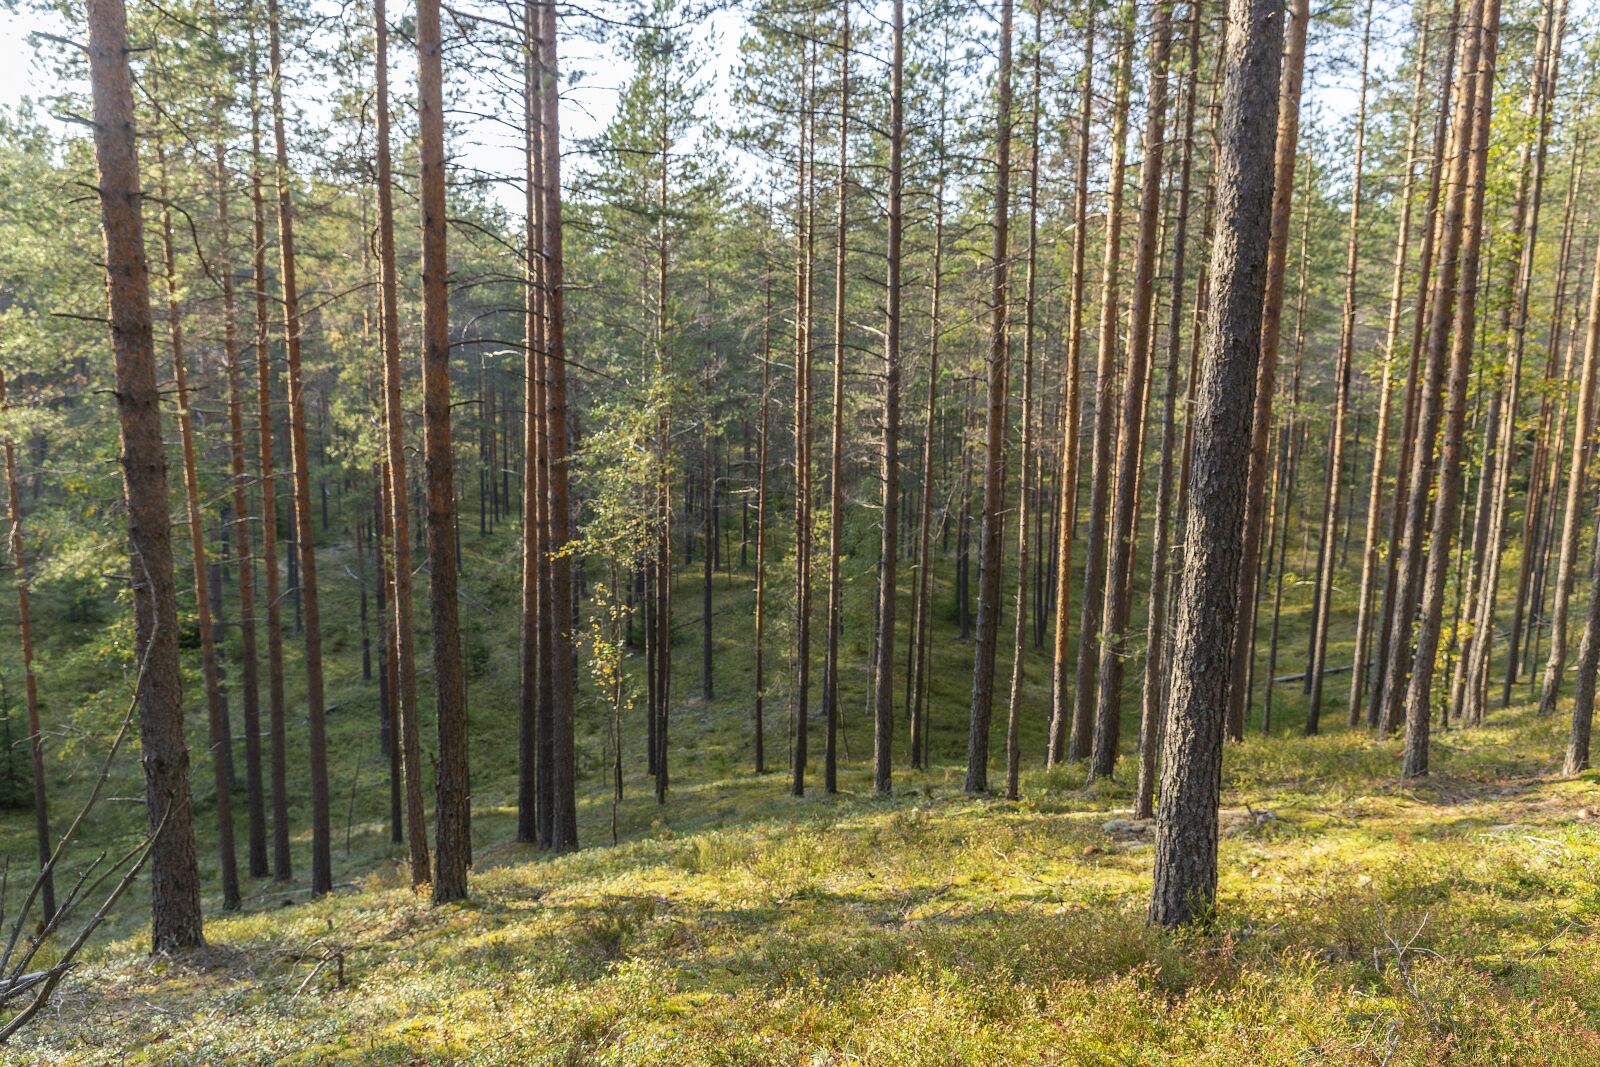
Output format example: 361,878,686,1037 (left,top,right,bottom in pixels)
1102,818,1135,834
